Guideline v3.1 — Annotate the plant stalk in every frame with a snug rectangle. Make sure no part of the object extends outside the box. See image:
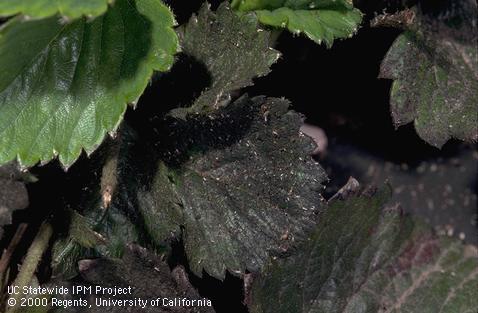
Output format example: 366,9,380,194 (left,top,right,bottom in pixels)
6,222,52,313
